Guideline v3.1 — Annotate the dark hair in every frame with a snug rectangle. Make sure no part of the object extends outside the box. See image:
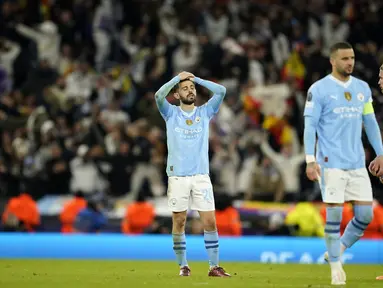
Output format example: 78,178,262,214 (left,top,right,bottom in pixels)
173,78,194,92
330,42,353,55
